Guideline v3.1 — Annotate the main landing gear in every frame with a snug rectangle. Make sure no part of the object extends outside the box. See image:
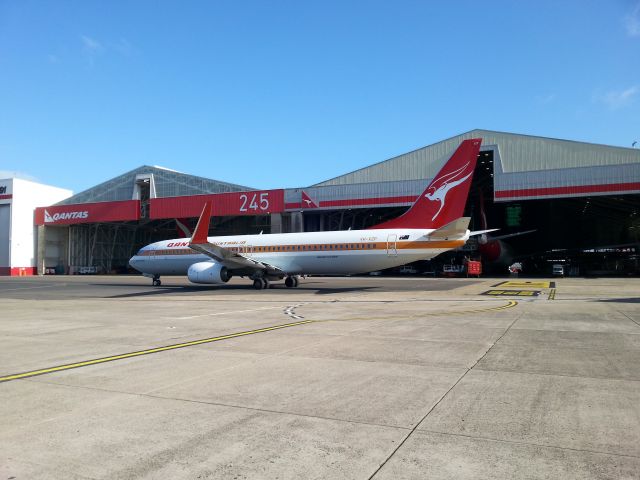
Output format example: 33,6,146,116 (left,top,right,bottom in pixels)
253,278,270,290
152,275,161,286
252,276,299,290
